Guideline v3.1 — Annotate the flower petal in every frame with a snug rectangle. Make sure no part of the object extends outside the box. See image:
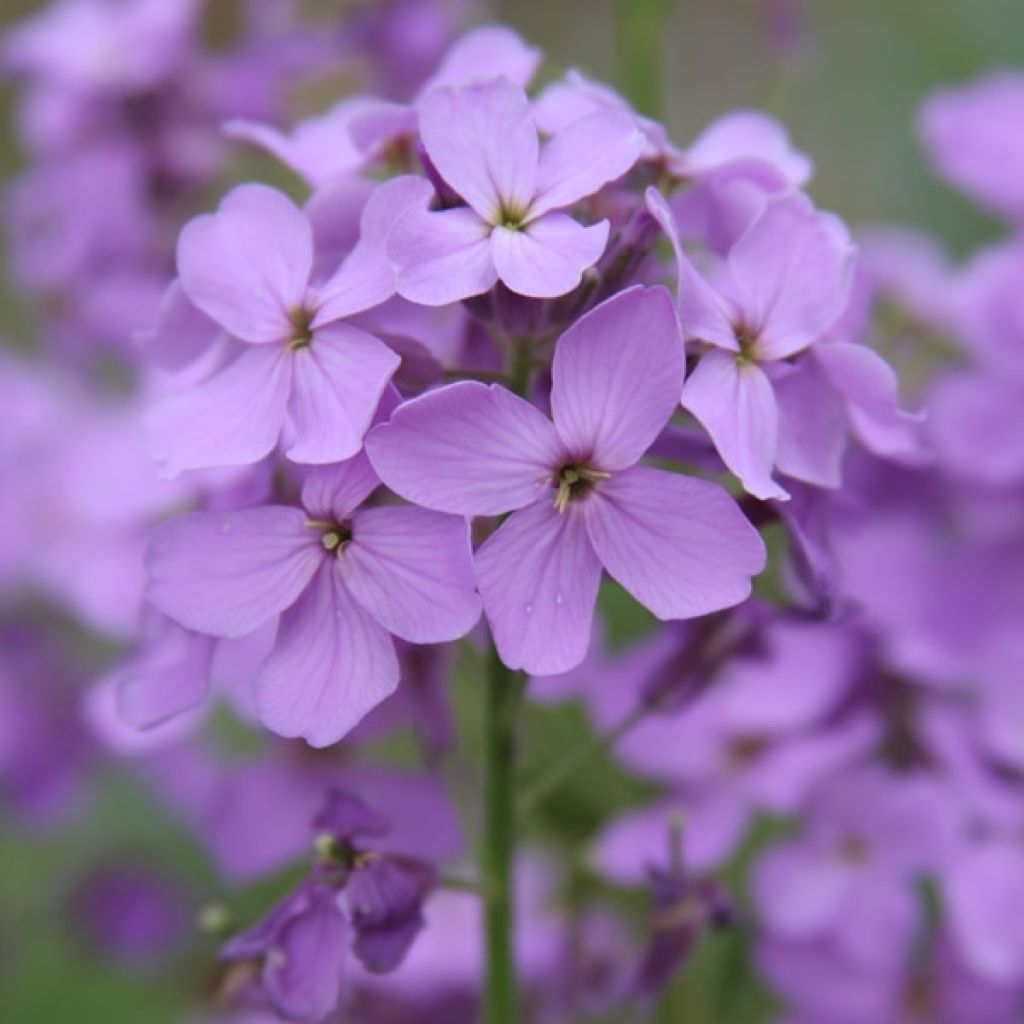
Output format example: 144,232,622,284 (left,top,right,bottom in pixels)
390,204,497,306
645,187,737,349
418,24,540,95
530,110,645,217
343,507,480,644
813,341,925,462
725,193,855,360
682,348,788,501
146,507,322,638
365,380,563,515
313,176,434,324
301,454,381,523
583,466,765,619
176,184,312,343
490,213,608,298
475,500,602,675
772,359,848,488
255,564,399,747
146,344,292,478
286,325,399,464
550,285,684,469
418,78,537,221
